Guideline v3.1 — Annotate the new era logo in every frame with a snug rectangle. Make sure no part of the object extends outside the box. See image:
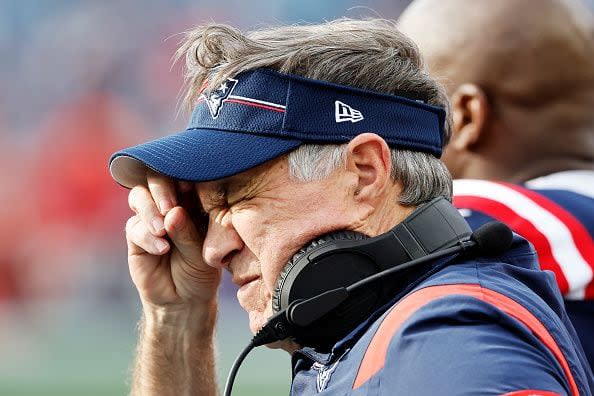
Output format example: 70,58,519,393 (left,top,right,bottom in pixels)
335,100,364,123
